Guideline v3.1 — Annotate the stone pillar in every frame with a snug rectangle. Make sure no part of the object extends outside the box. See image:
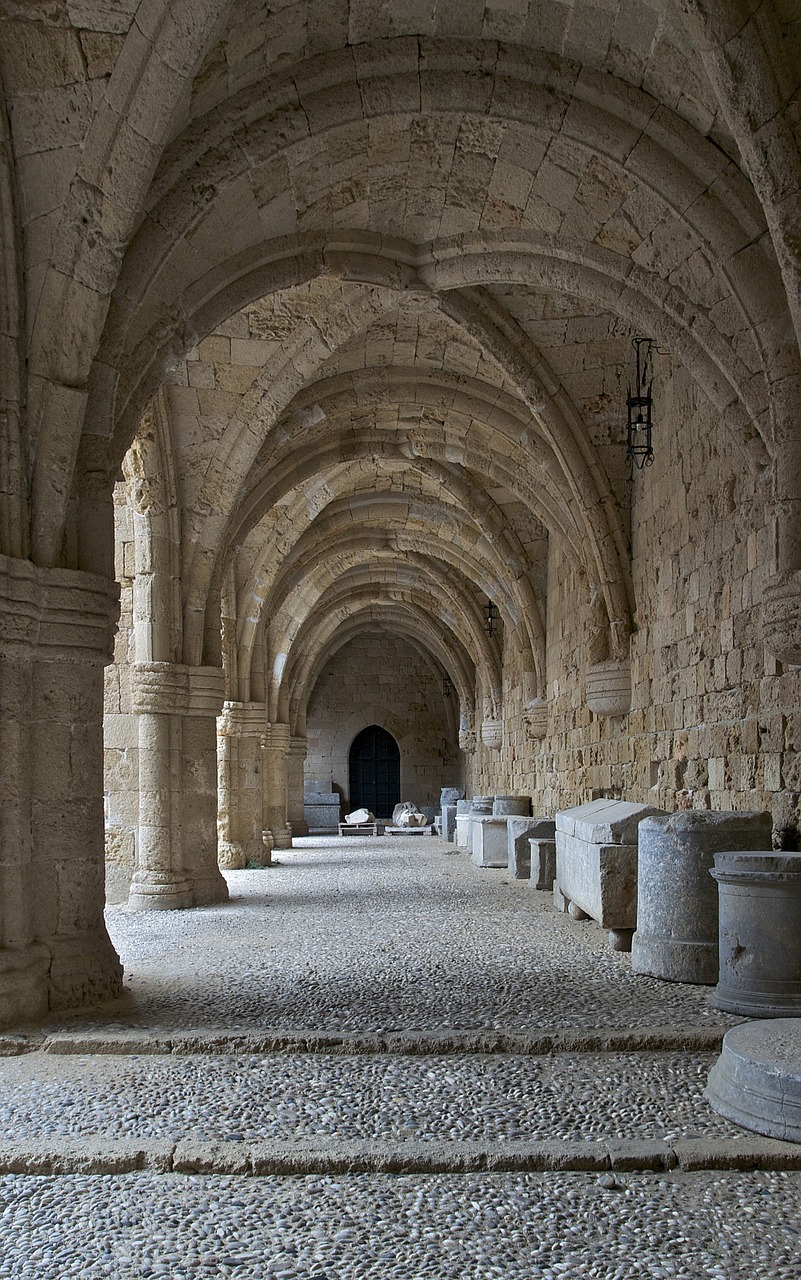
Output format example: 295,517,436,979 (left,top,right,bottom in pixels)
286,735,309,837
129,663,228,909
217,702,267,868
262,722,292,851
0,554,124,1024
